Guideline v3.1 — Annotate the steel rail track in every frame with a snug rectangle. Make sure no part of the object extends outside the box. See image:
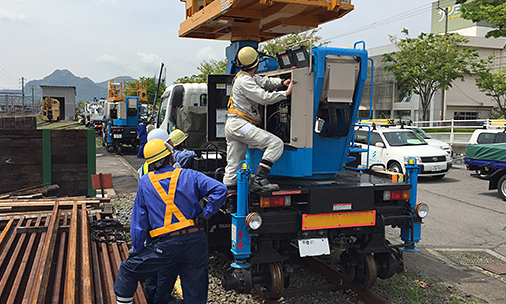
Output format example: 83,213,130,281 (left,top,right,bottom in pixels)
300,255,391,304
